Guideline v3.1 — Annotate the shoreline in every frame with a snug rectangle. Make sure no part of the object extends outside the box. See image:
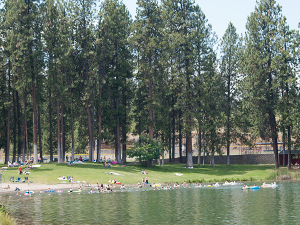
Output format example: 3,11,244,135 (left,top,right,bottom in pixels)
0,182,144,193
0,182,88,193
